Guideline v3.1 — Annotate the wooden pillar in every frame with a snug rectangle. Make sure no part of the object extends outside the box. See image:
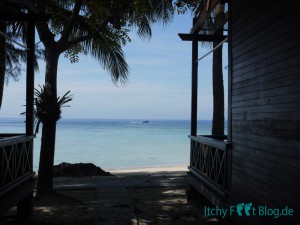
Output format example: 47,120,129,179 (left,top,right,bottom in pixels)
191,19,199,137
226,0,233,191
22,19,35,223
26,20,35,136
17,192,33,224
